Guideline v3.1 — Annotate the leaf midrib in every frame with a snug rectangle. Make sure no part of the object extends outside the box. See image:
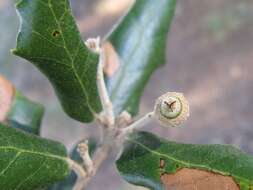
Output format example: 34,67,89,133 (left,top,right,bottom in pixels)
110,1,168,102
0,146,66,161
130,139,249,186
32,0,97,115
48,0,95,113
0,145,66,190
